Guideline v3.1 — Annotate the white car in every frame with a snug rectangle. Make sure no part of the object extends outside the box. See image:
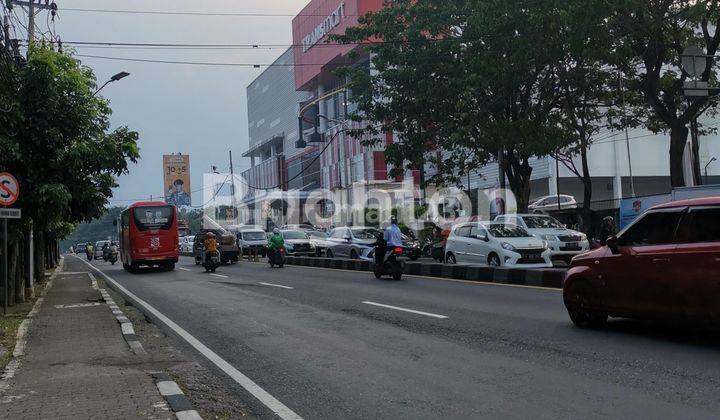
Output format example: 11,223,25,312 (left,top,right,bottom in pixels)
445,222,552,268
237,229,268,256
494,214,589,260
527,194,577,213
